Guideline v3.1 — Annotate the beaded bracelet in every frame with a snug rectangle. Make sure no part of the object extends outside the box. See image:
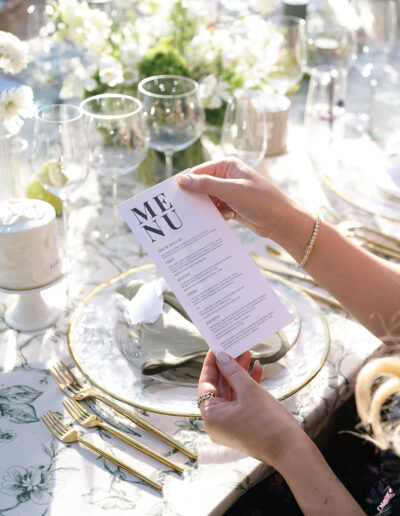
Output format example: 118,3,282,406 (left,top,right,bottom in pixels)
296,213,320,269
